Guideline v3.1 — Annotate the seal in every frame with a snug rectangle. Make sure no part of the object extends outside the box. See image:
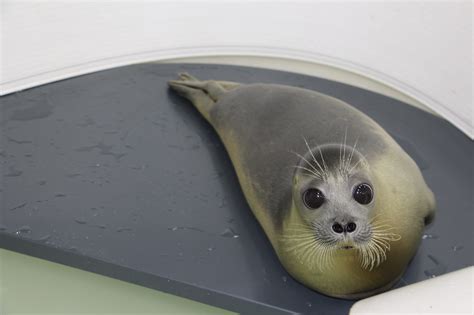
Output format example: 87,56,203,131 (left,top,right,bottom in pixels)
168,73,436,299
